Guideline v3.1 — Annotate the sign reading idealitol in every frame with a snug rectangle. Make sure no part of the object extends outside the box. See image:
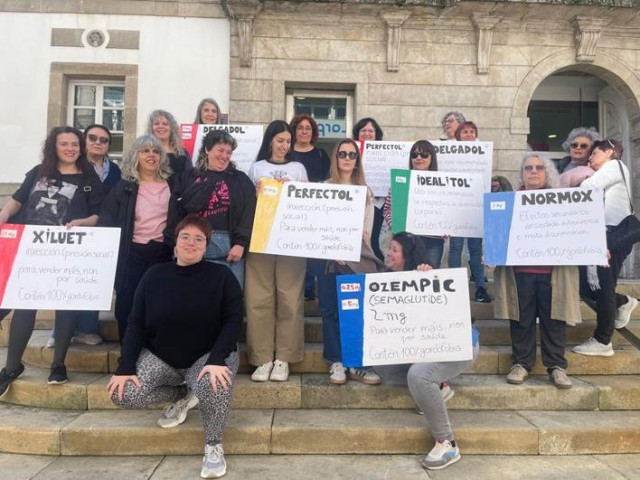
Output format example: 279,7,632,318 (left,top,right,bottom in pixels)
0,225,120,310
